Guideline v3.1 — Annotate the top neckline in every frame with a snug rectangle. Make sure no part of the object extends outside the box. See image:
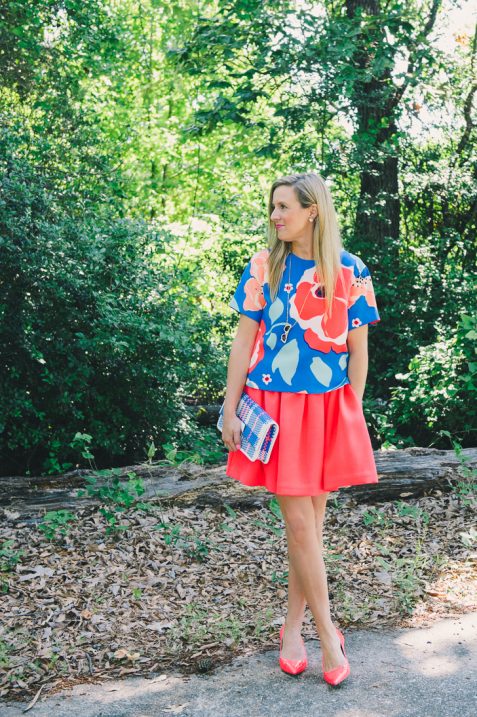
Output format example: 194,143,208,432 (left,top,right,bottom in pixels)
287,252,315,263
